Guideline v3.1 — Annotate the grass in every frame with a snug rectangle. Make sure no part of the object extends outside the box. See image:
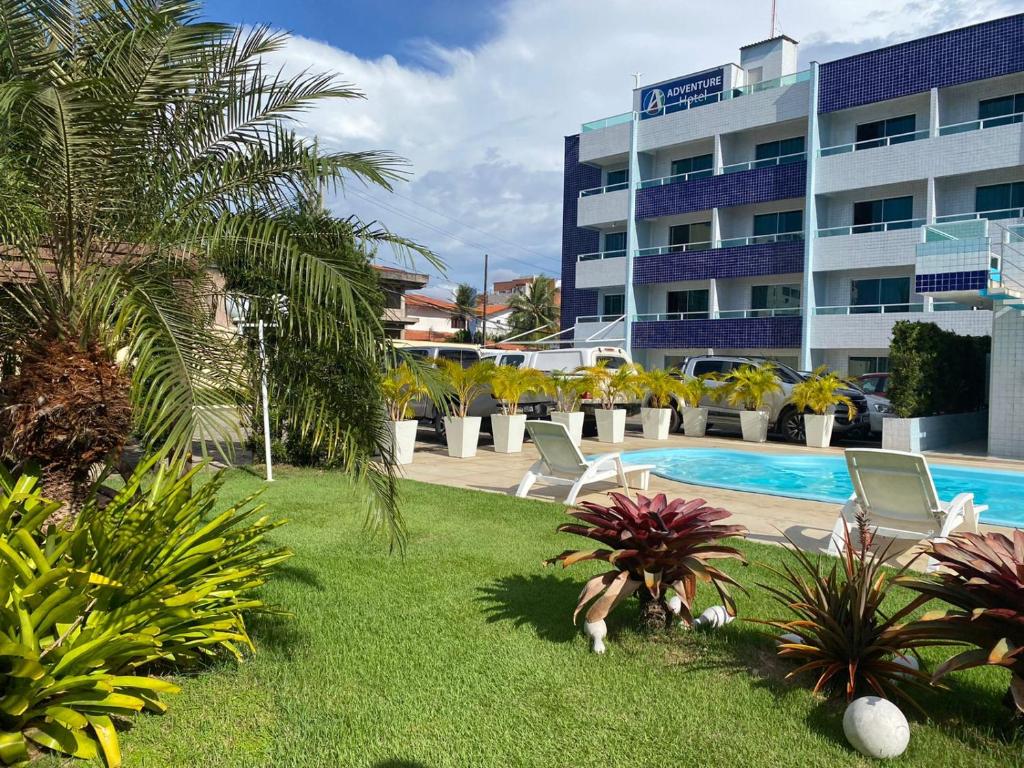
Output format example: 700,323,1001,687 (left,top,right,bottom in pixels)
48,467,1022,767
